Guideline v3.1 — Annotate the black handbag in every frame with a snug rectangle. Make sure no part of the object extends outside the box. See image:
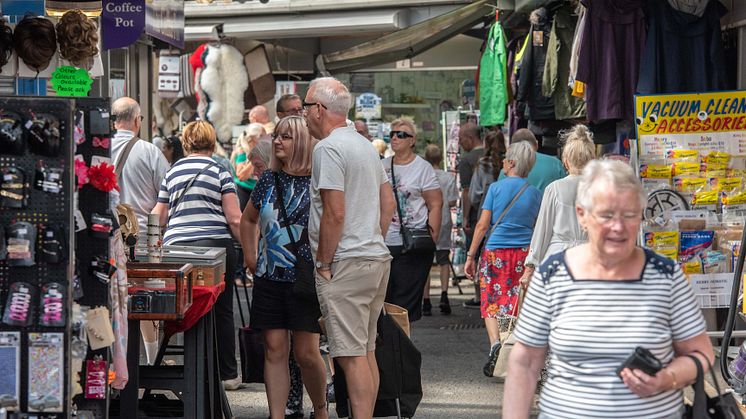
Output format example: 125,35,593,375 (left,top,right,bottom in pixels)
684,353,743,419
273,172,317,302
390,158,436,254
234,275,264,383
